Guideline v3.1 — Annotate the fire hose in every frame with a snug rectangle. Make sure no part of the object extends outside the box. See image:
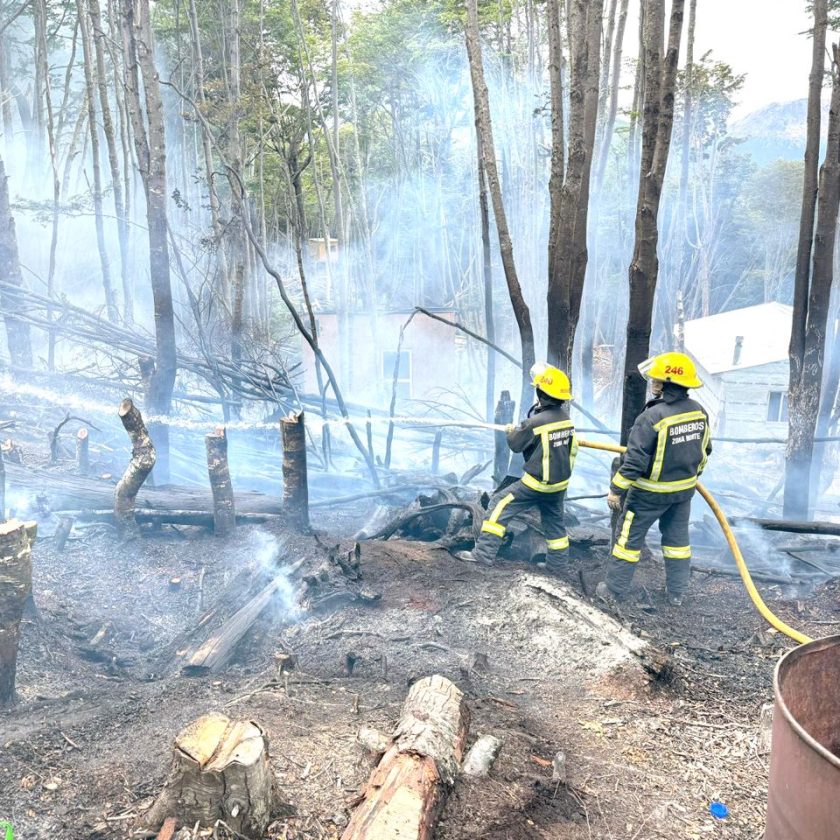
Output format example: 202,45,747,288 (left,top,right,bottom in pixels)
578,437,811,645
